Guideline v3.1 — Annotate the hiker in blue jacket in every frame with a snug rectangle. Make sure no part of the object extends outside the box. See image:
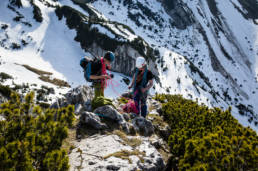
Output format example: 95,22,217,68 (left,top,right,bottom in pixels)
128,57,154,118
